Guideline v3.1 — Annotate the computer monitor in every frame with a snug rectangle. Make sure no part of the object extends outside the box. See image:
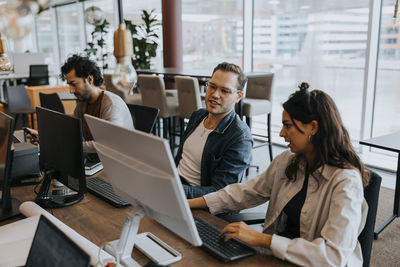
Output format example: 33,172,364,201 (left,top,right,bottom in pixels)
35,107,86,208
0,112,21,221
85,114,202,265
27,64,49,86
